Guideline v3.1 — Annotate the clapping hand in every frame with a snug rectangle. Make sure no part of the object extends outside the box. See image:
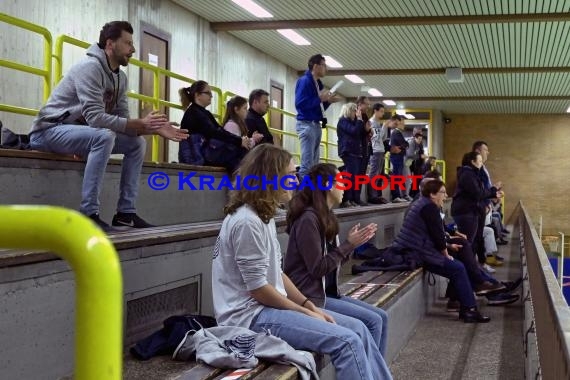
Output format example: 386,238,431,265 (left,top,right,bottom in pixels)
347,223,378,247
